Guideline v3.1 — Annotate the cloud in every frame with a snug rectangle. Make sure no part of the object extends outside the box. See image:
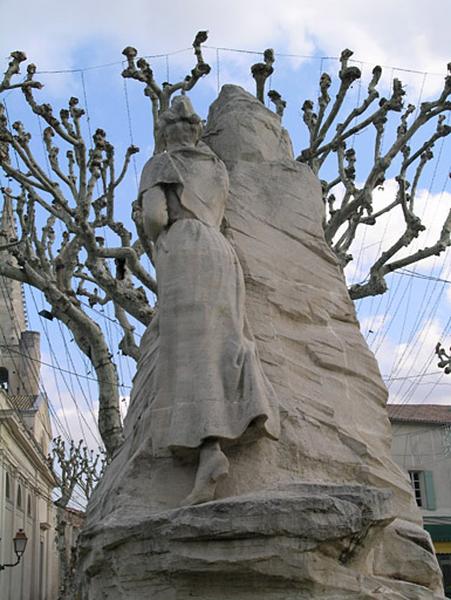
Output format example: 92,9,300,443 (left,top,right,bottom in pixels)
1,0,449,96
359,313,389,337
345,183,451,286
40,357,103,450
371,317,450,405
